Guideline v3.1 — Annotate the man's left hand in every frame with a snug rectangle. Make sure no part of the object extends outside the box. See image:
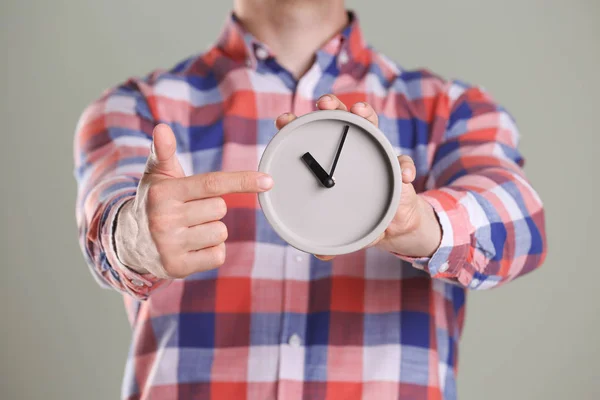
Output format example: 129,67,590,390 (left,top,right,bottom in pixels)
274,94,442,260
